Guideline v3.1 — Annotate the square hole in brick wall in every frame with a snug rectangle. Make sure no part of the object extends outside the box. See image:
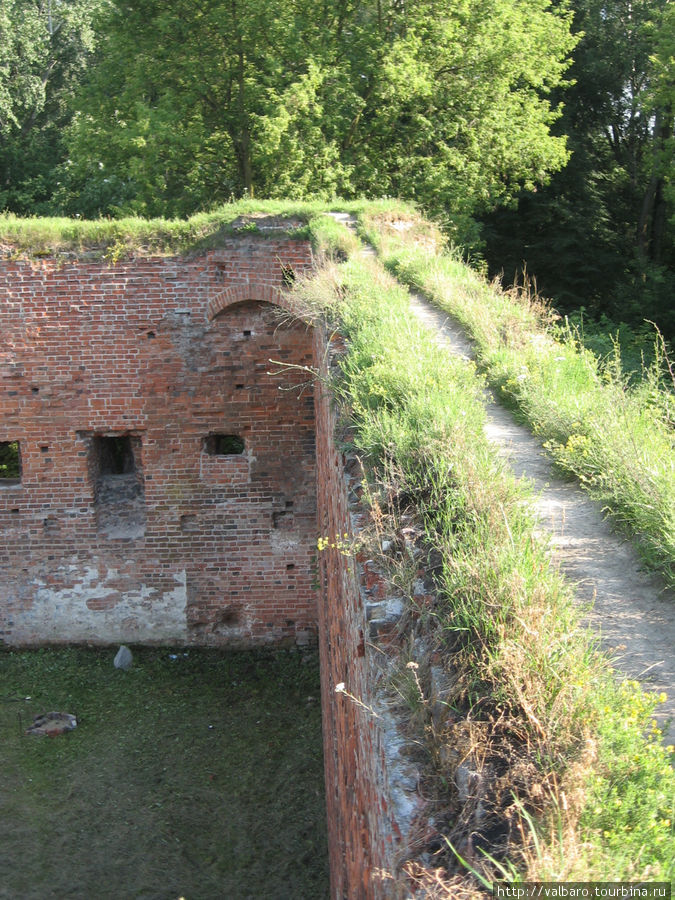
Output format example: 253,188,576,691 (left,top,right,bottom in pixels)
203,434,245,456
95,435,136,475
0,441,21,484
